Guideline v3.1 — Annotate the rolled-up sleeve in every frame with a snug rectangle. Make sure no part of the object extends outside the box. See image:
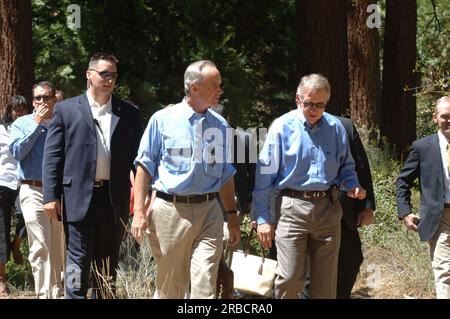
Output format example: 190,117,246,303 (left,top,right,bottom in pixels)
134,115,161,178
